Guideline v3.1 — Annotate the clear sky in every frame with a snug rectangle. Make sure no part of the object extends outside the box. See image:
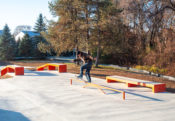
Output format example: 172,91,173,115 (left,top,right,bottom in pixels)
0,0,55,33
